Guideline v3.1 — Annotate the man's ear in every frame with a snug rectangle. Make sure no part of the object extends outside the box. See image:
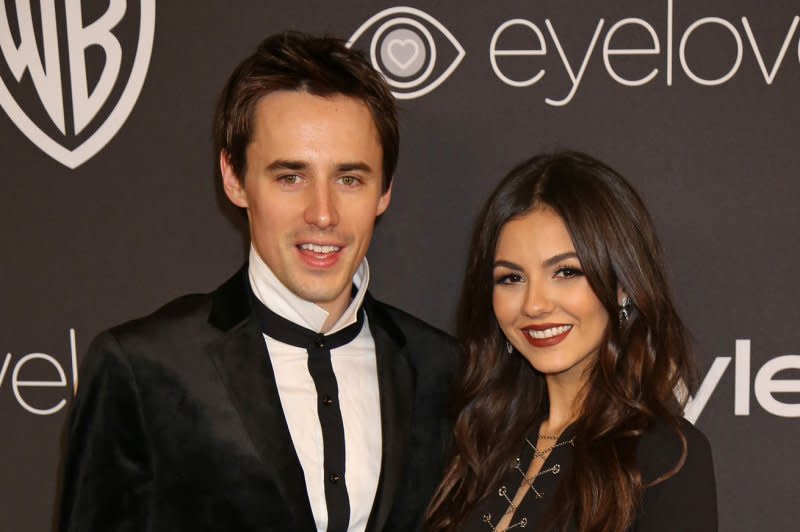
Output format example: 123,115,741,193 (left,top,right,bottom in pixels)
376,181,392,216
220,151,248,208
